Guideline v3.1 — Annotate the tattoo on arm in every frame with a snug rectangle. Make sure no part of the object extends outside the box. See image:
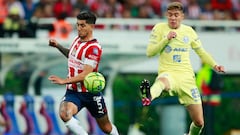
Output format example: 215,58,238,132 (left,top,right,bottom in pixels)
57,44,69,58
